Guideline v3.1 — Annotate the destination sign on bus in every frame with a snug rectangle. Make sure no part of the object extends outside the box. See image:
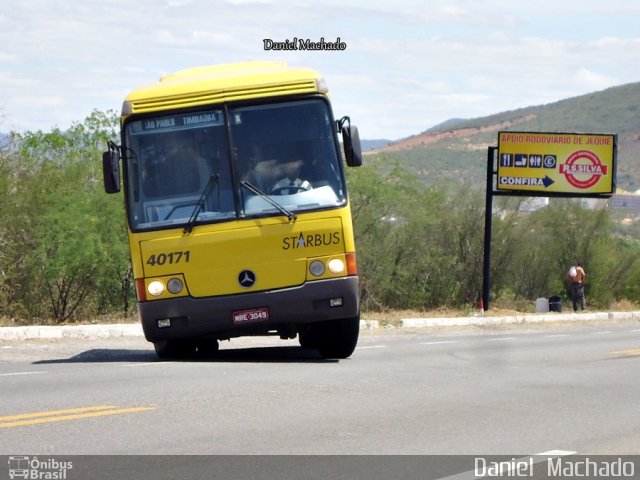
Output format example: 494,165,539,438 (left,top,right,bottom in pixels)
128,110,224,135
497,131,616,196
